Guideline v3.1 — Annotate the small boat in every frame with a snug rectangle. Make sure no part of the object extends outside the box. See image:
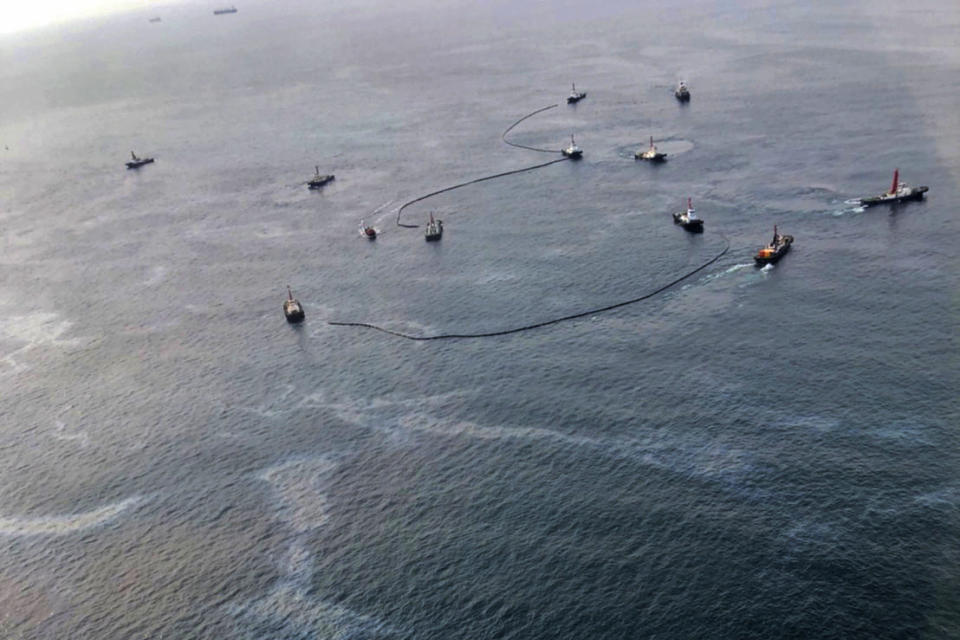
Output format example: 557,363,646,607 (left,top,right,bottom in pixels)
636,136,667,162
307,166,335,189
754,225,793,265
673,198,703,232
126,151,154,169
148,17,162,23
562,134,583,159
424,212,443,241
567,83,587,104
283,286,305,323
214,6,238,14
360,220,376,239
675,81,690,102
858,169,928,207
